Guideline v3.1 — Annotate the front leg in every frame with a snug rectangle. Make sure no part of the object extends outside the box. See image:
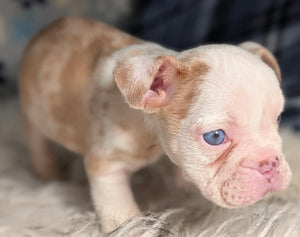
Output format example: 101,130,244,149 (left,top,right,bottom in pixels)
84,151,141,233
